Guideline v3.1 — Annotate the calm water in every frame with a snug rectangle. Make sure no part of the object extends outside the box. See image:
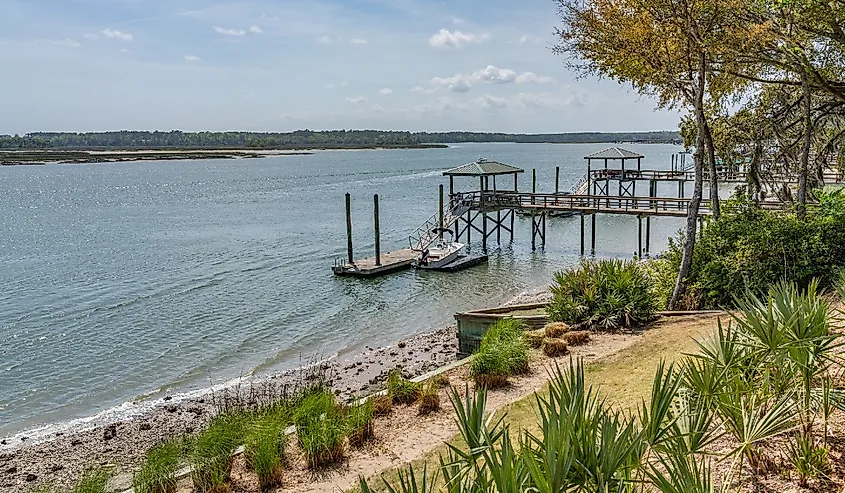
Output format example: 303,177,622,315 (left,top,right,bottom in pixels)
0,143,687,436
